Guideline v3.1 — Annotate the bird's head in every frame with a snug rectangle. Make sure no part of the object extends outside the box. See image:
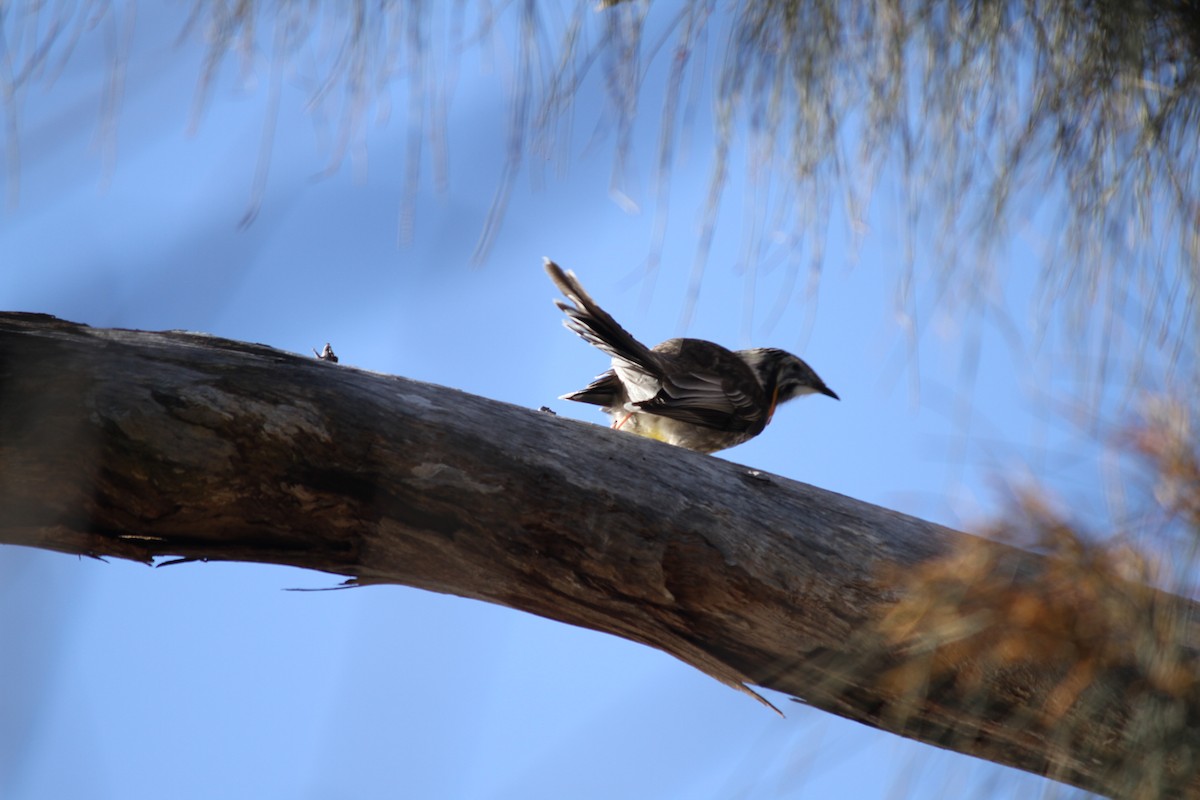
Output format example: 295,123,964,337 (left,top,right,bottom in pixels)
738,348,839,409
